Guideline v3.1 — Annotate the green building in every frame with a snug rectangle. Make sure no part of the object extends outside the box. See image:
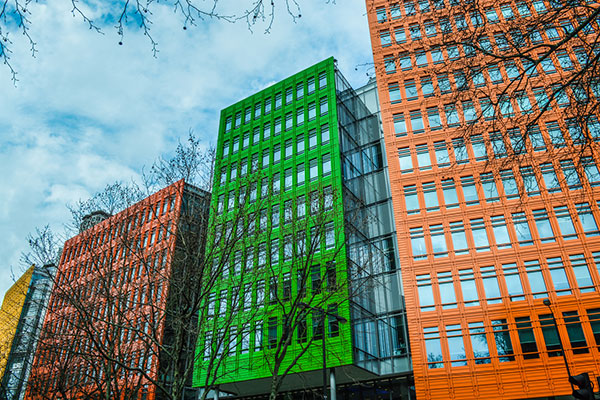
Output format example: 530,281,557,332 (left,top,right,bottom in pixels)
194,58,412,399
